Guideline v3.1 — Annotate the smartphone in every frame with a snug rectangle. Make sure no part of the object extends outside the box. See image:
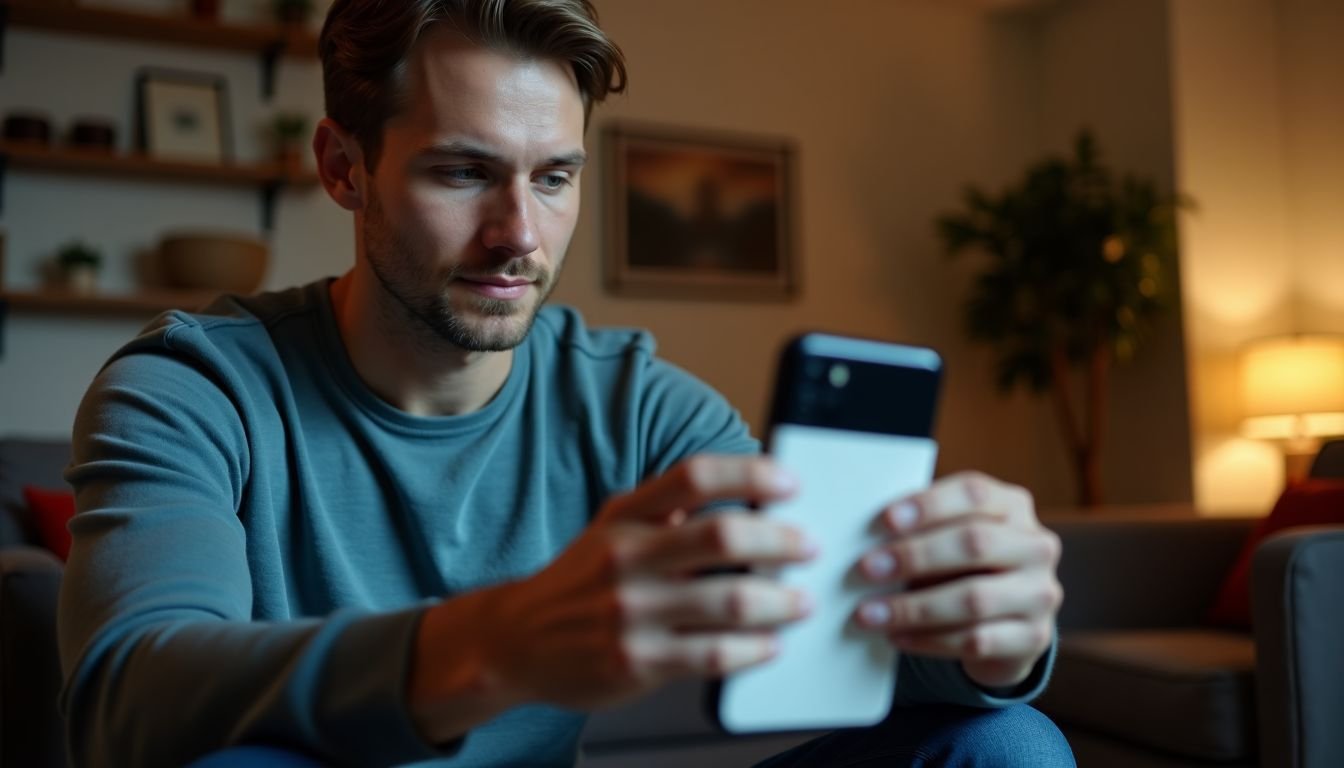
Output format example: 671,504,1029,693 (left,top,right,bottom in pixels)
711,332,943,734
